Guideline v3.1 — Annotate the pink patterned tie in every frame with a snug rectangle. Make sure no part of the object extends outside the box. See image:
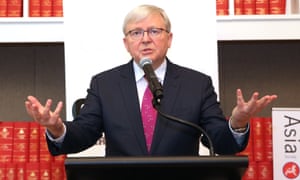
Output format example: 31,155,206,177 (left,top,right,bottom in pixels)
141,85,157,152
